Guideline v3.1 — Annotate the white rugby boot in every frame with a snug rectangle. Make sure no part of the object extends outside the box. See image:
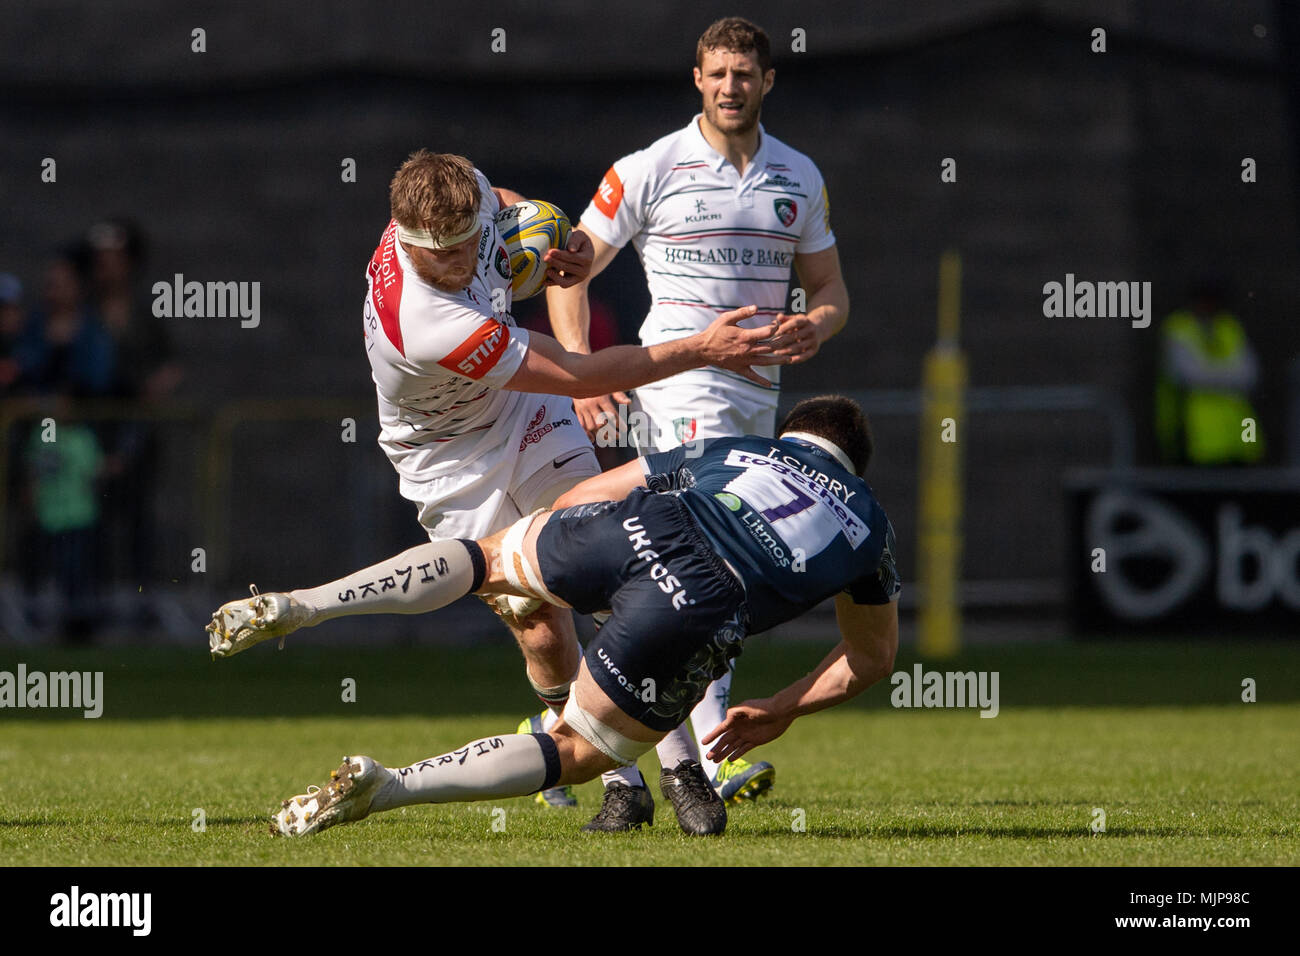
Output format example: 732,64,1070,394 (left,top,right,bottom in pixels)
207,584,313,658
273,755,388,837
